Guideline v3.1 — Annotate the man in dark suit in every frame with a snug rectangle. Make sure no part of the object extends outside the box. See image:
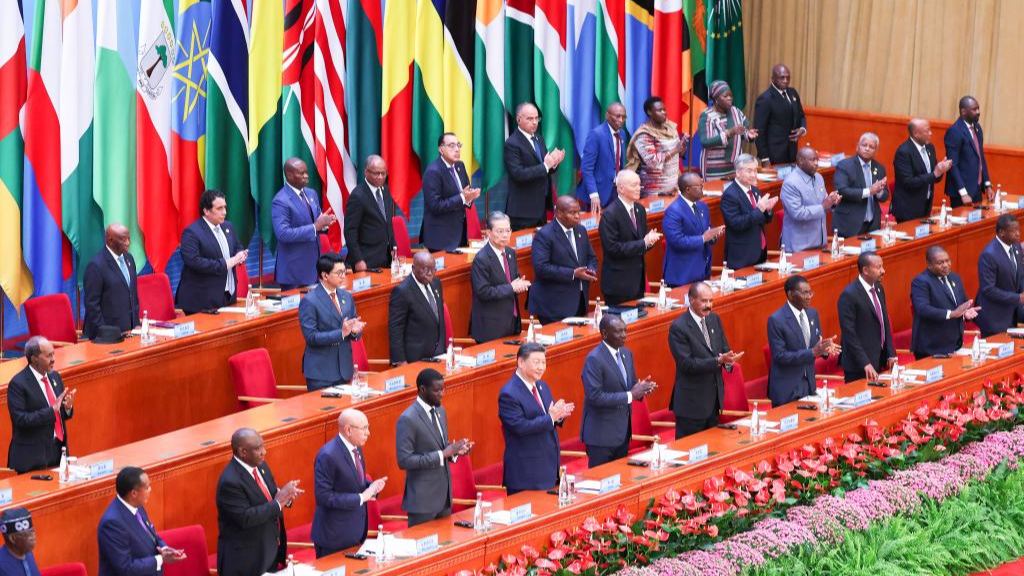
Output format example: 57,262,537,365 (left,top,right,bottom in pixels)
767,276,839,406
311,409,387,558
299,253,366,391
721,154,777,269
98,466,185,575
421,133,480,252
669,282,741,438
176,189,248,315
505,103,565,230
498,343,575,494
0,508,41,576
753,64,806,165
470,212,531,343
389,252,447,365
892,119,953,222
83,223,139,339
527,196,598,325
832,133,890,238
344,155,396,272
216,428,302,576
272,158,336,290
396,369,473,527
838,252,896,382
580,315,656,467
579,103,629,210
599,169,662,305
663,172,724,288
945,96,994,207
911,246,979,359
7,336,75,474
975,215,1024,337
